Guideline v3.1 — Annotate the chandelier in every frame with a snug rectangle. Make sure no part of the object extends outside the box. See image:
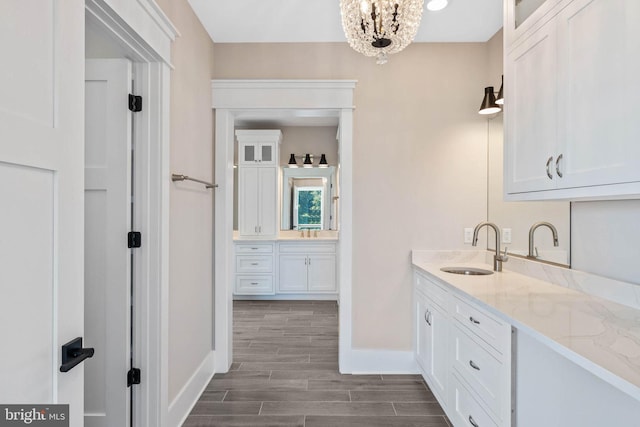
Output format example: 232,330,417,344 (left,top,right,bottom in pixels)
340,0,424,65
